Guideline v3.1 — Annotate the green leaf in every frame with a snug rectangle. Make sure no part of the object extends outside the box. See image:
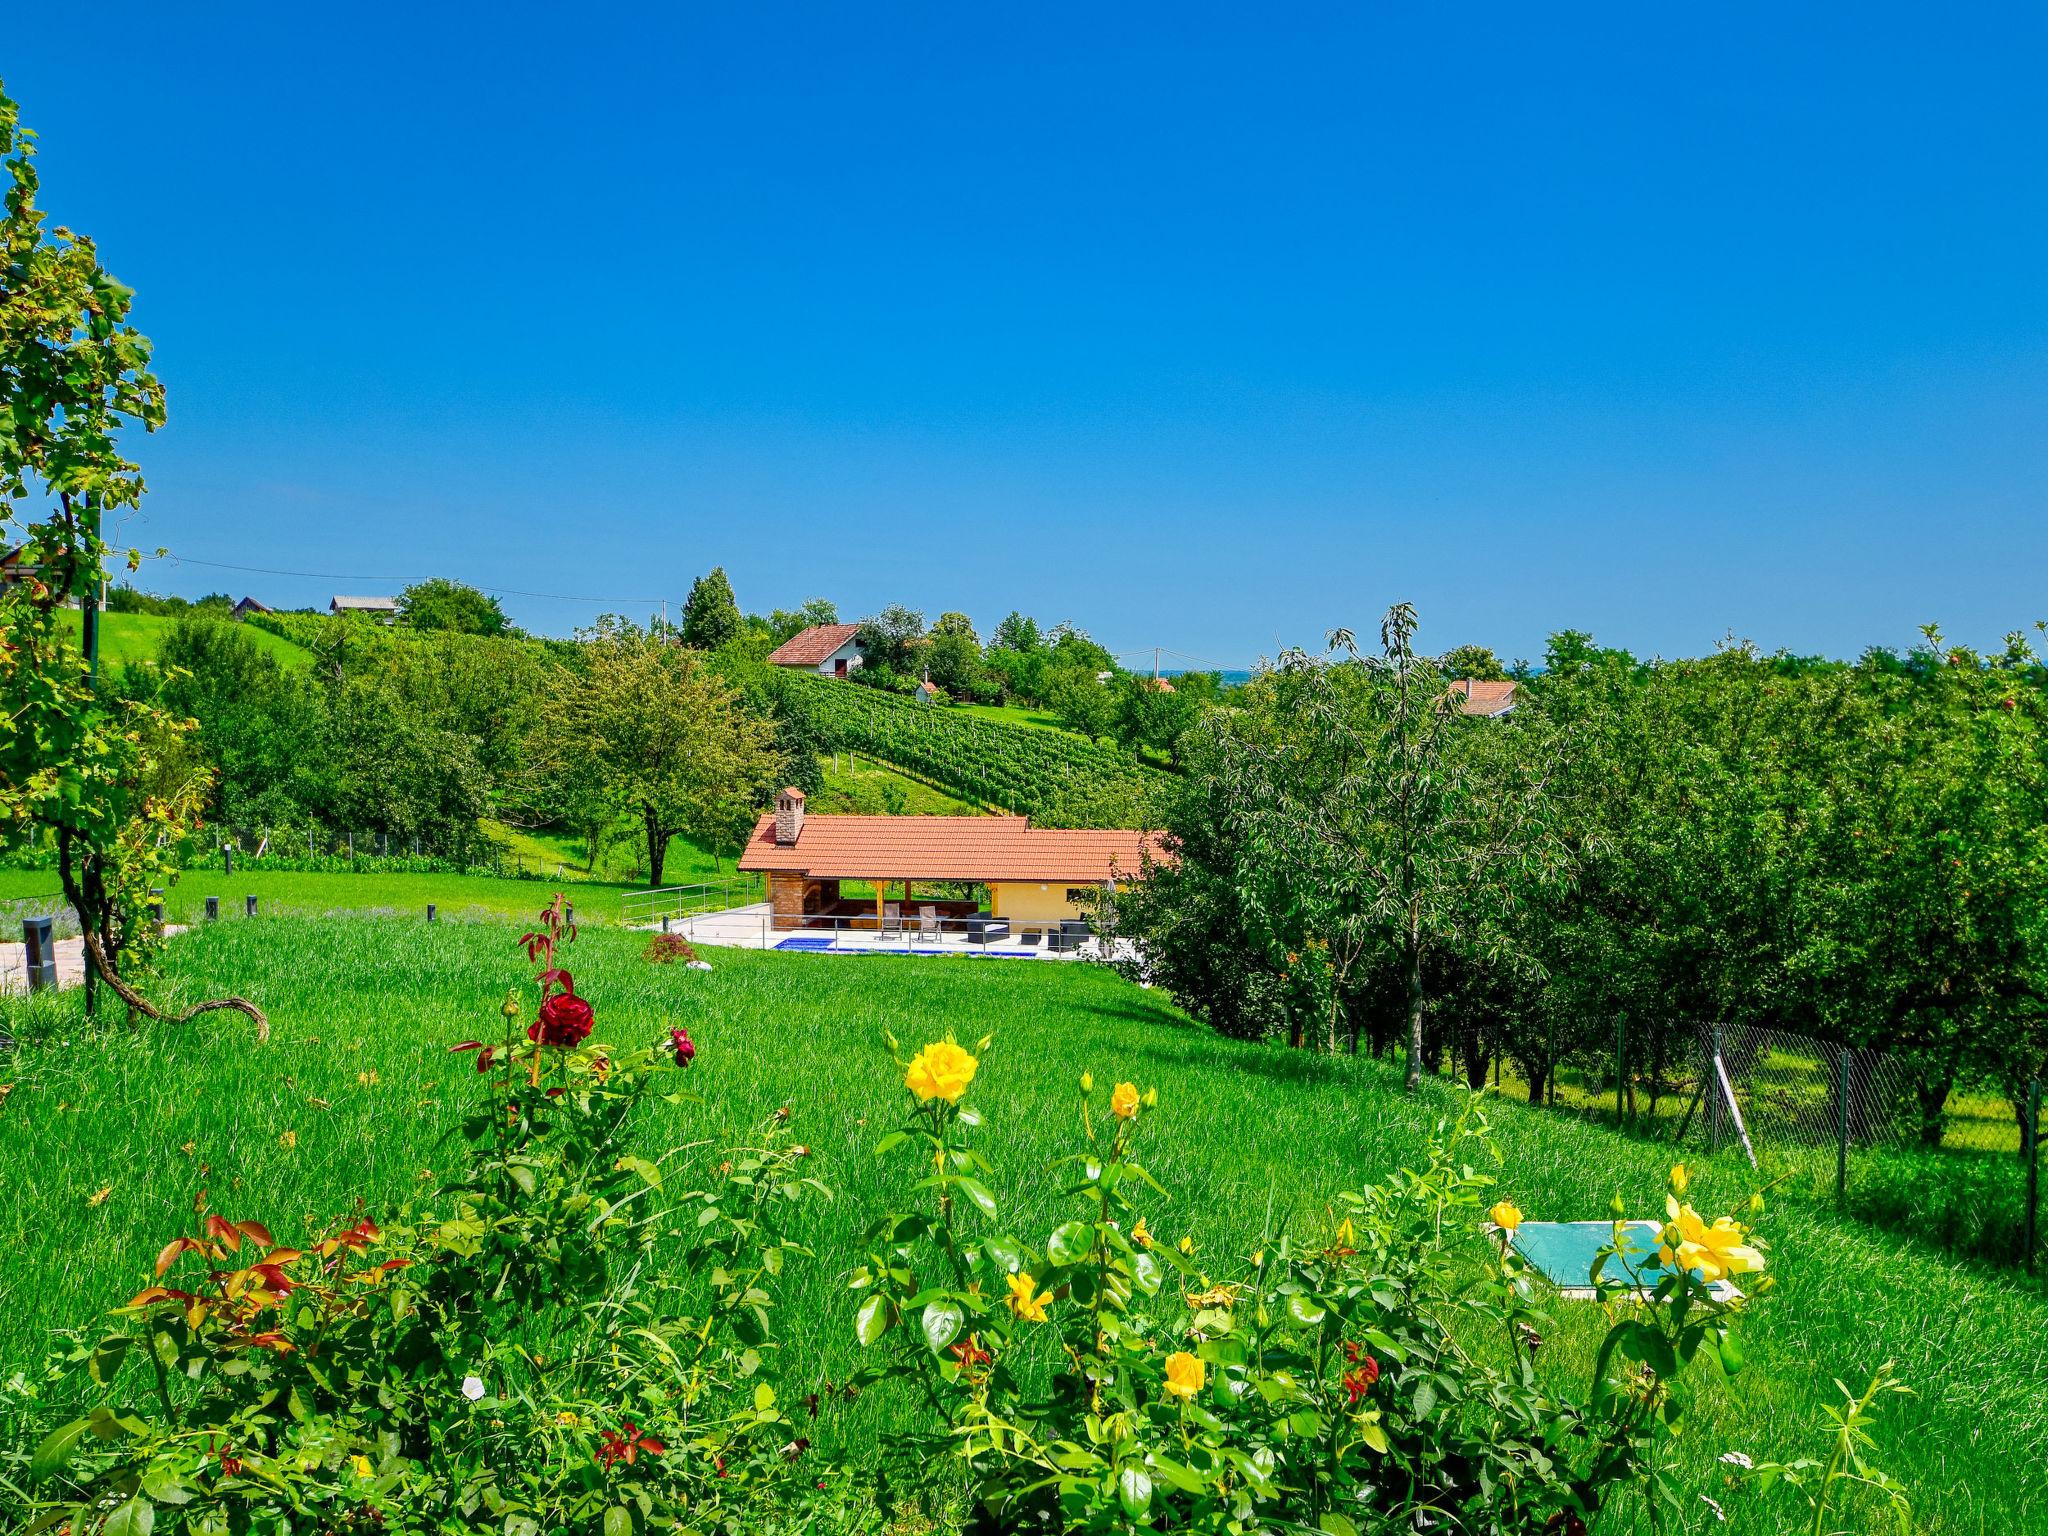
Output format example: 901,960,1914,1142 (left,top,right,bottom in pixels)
29,1419,91,1480
1117,1466,1153,1519
1150,1454,1206,1495
952,1176,998,1220
87,1334,130,1386
1132,1250,1162,1296
101,1497,153,1536
855,1295,892,1347
921,1299,964,1355
603,1507,632,1536
1412,1381,1438,1418
1718,1329,1745,1376
873,1130,909,1157
1319,1516,1361,1536
753,1382,776,1413
1285,1293,1327,1327
1046,1221,1096,1266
